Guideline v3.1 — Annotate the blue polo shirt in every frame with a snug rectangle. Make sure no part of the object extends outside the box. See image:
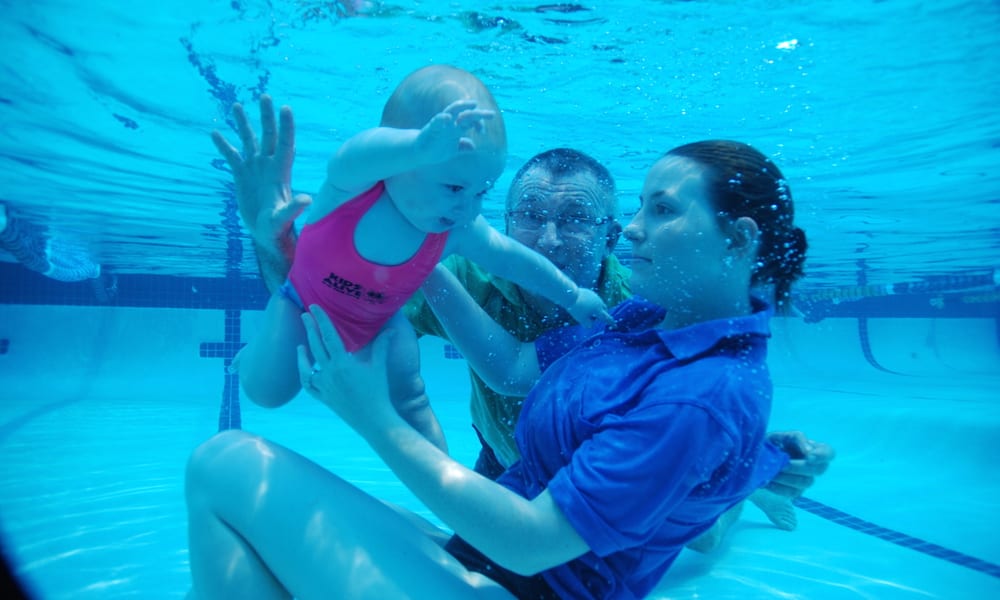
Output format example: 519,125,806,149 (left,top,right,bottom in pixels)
496,297,788,599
